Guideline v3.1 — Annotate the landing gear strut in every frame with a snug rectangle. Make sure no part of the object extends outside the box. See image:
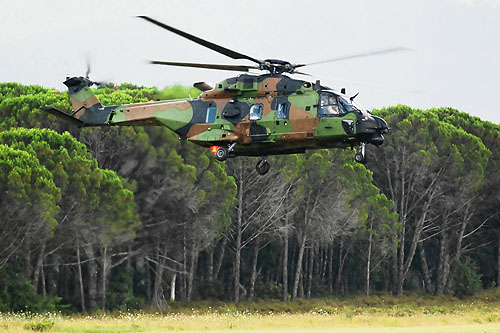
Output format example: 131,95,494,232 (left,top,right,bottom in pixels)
256,158,270,175
354,143,367,164
215,142,237,161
